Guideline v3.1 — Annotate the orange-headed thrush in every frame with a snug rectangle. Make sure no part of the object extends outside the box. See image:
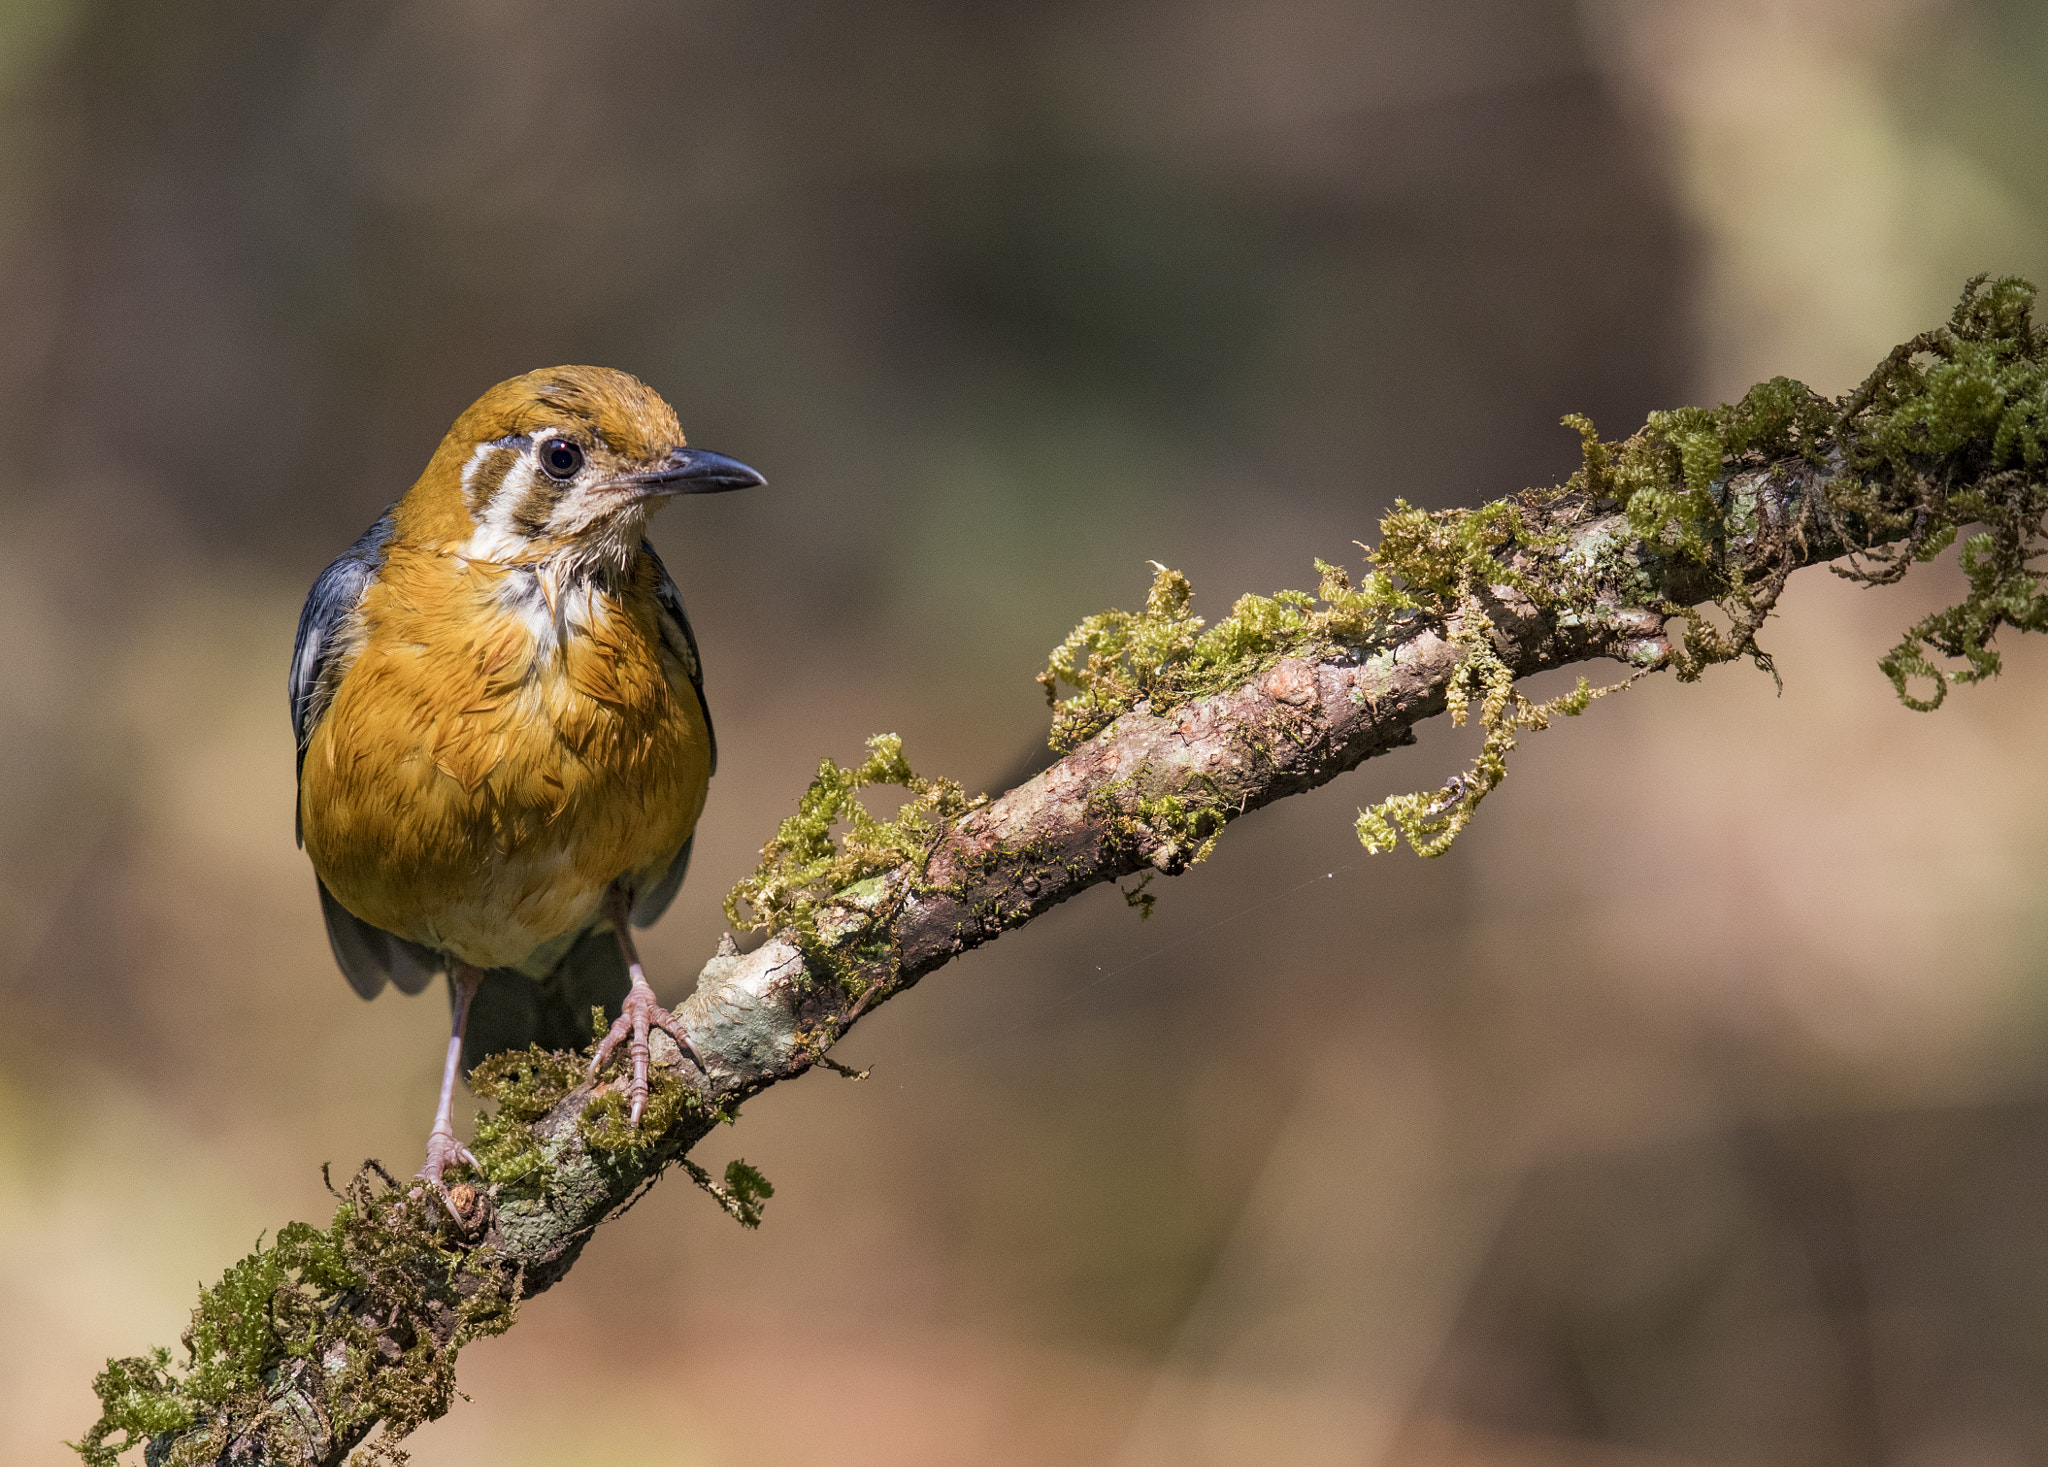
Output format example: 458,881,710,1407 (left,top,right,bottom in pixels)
290,366,763,1185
